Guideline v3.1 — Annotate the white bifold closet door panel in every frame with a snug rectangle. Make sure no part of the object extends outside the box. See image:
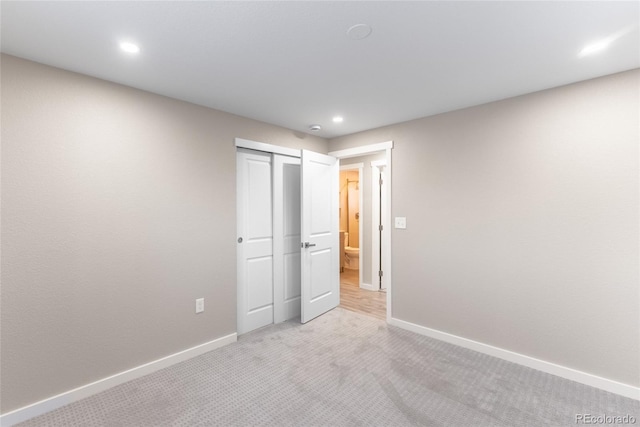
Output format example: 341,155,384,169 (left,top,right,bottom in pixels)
300,150,340,323
237,149,274,335
273,155,301,323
